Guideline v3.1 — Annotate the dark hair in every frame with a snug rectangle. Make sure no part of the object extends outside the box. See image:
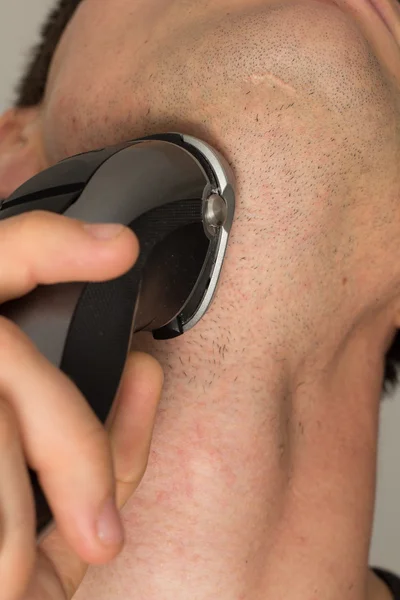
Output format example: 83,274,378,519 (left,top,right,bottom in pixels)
14,1,400,397
383,332,400,397
15,0,83,107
